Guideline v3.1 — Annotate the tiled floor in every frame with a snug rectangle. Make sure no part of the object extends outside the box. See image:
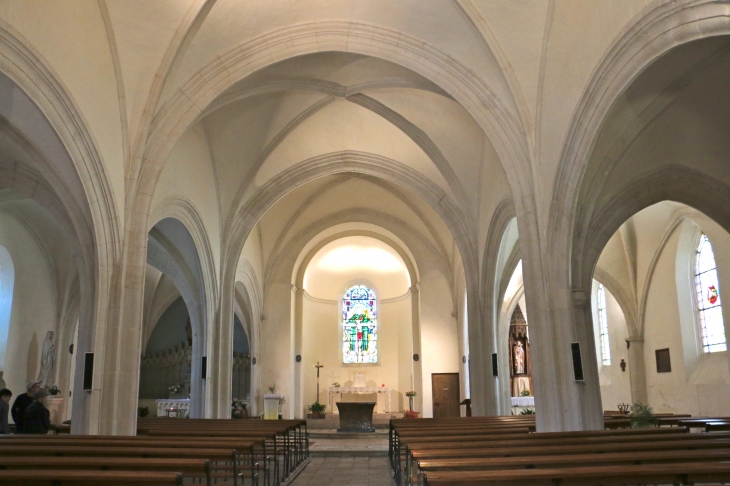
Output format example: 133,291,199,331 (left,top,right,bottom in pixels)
290,456,394,485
